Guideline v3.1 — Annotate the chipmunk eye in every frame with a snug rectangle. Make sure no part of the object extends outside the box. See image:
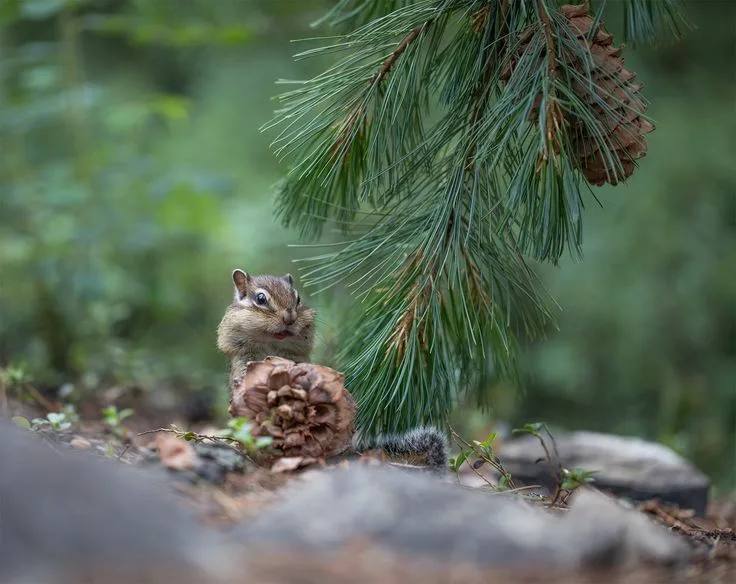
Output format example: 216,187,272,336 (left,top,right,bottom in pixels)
255,292,268,306
296,294,300,306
